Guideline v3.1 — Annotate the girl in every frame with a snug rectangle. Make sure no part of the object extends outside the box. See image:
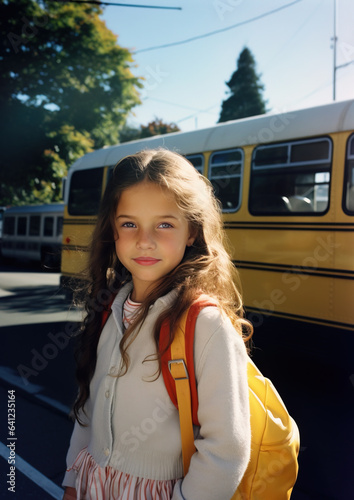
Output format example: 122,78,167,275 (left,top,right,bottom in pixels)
62,149,252,500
